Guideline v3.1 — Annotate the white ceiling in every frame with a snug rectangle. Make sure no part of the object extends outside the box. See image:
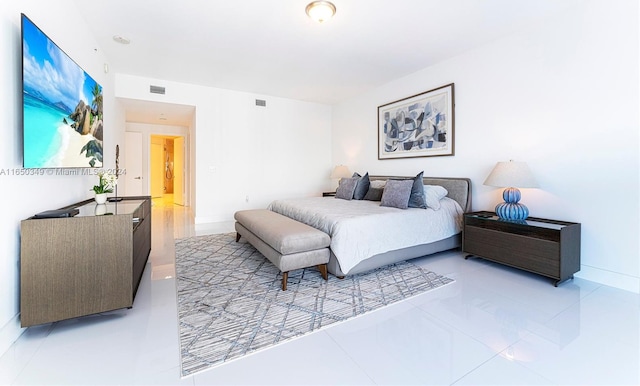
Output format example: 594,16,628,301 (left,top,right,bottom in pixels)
74,0,581,123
